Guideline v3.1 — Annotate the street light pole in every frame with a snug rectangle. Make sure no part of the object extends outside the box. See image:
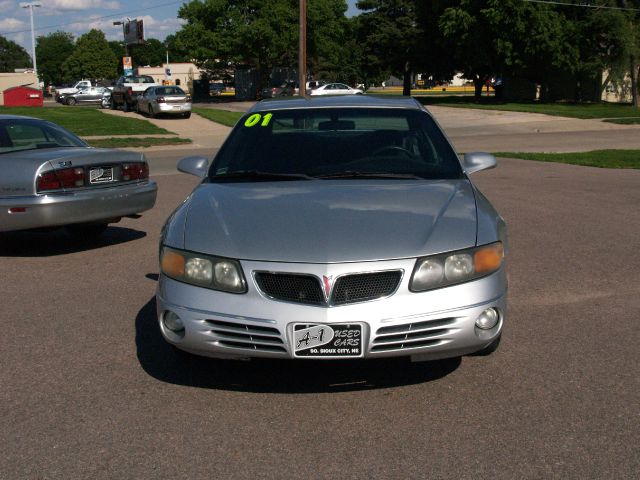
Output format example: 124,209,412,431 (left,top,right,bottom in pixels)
19,2,41,75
